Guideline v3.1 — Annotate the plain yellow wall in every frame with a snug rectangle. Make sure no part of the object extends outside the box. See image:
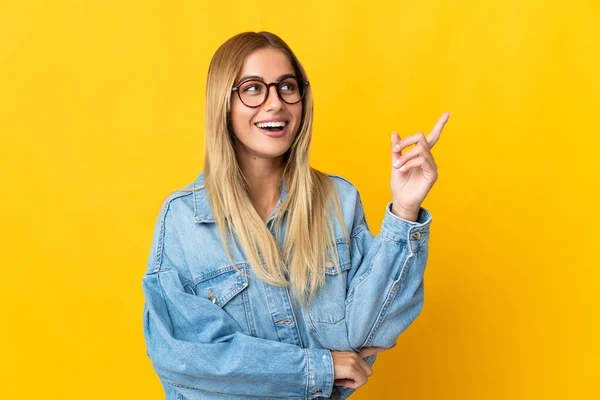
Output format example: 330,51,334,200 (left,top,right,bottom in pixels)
1,0,598,398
